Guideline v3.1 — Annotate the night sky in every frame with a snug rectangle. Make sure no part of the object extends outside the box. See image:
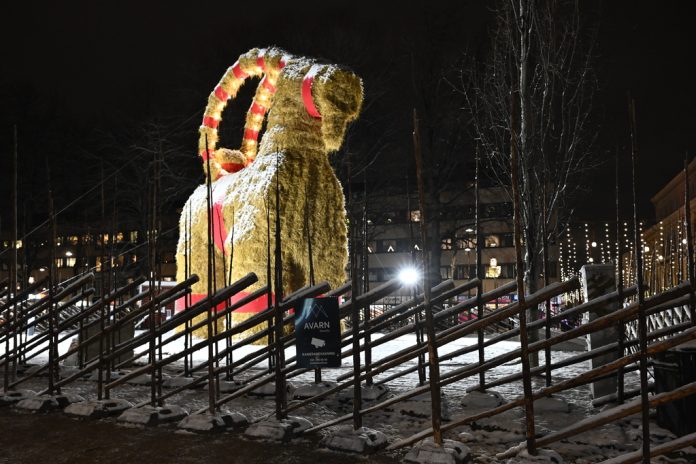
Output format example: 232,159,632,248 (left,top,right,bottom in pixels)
1,1,695,225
